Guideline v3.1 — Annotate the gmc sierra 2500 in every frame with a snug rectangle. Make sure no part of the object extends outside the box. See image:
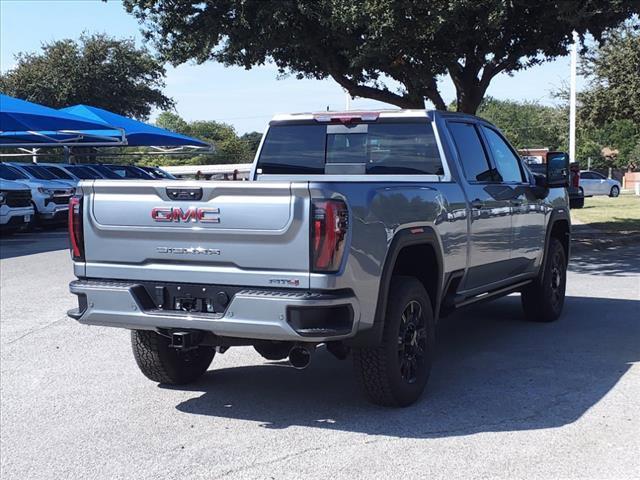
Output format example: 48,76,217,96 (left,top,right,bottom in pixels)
67,110,570,407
